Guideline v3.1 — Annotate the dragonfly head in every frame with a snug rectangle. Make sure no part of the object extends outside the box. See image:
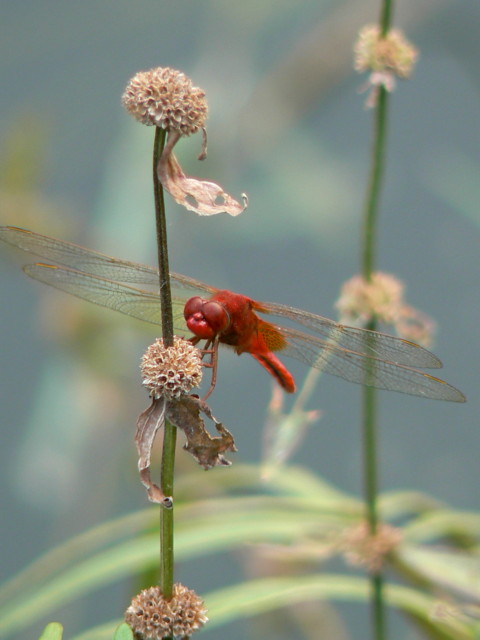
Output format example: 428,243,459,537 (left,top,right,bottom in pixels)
184,296,230,339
